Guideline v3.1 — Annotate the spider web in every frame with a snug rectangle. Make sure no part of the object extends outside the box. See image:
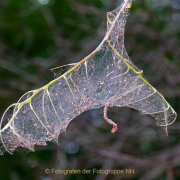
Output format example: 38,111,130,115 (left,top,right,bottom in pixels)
0,0,176,155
